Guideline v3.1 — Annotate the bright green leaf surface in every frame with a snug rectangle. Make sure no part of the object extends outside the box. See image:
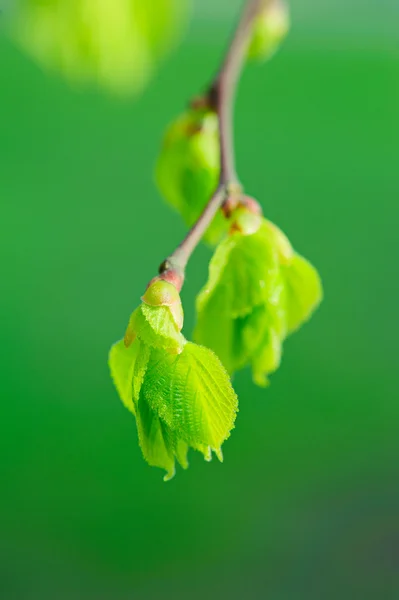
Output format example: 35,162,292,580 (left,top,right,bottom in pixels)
282,254,323,334
109,338,150,414
109,339,138,414
136,390,191,480
142,342,238,456
196,226,280,318
136,391,176,481
127,304,186,353
195,283,235,372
